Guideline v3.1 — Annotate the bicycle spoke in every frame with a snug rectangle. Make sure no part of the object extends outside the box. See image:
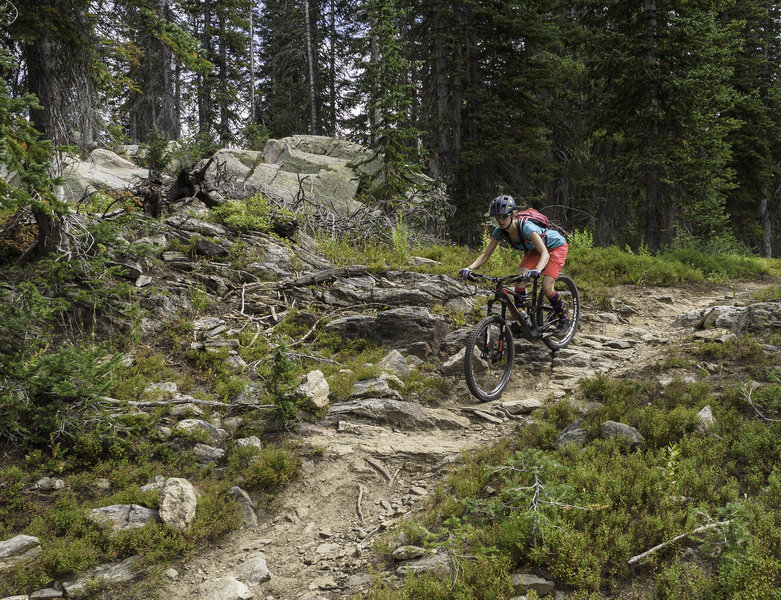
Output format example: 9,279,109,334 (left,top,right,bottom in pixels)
465,315,514,401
